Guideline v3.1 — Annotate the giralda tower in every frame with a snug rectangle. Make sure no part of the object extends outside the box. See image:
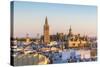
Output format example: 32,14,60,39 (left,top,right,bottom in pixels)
44,16,50,44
